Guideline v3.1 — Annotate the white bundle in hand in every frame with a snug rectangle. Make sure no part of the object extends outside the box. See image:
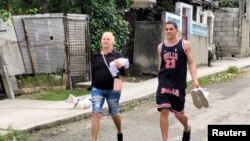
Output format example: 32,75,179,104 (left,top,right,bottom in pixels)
109,58,129,77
